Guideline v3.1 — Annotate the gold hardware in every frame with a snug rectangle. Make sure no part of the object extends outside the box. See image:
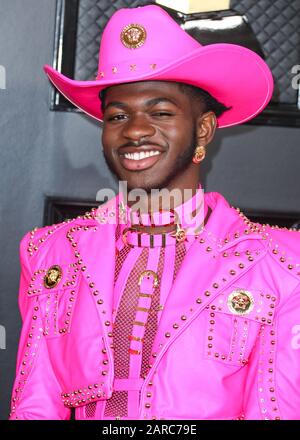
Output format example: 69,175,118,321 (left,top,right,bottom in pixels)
136,306,150,312
43,265,63,289
121,23,147,49
139,293,152,298
138,270,159,287
227,289,254,315
128,335,144,342
129,348,141,355
133,321,145,326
